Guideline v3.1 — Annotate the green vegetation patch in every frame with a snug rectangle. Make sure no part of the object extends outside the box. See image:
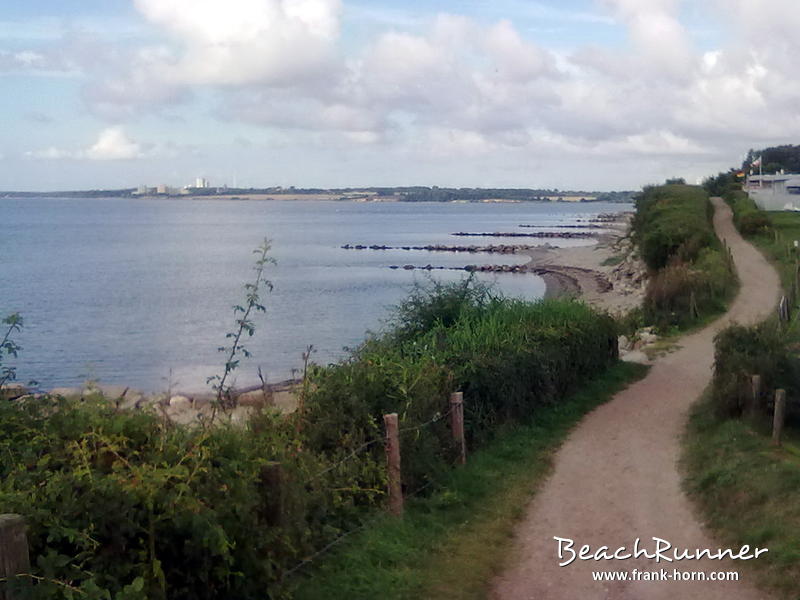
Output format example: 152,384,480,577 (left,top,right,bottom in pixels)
0,280,623,600
293,362,649,600
686,182,800,599
303,280,621,493
631,184,736,330
633,184,716,271
683,392,800,598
